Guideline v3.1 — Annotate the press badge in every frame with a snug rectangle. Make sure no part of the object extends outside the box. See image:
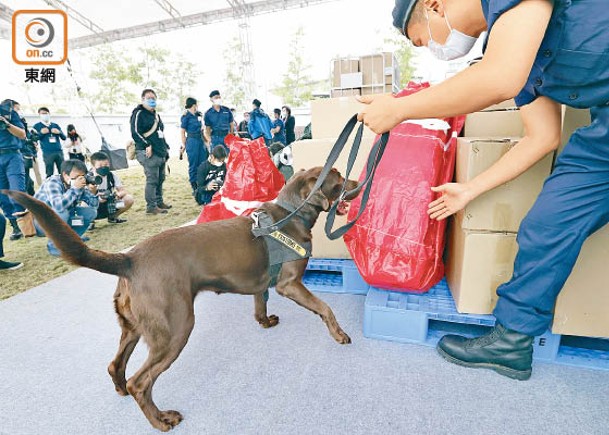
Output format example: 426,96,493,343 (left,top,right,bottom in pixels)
49,136,57,143
157,130,164,139
71,214,84,227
